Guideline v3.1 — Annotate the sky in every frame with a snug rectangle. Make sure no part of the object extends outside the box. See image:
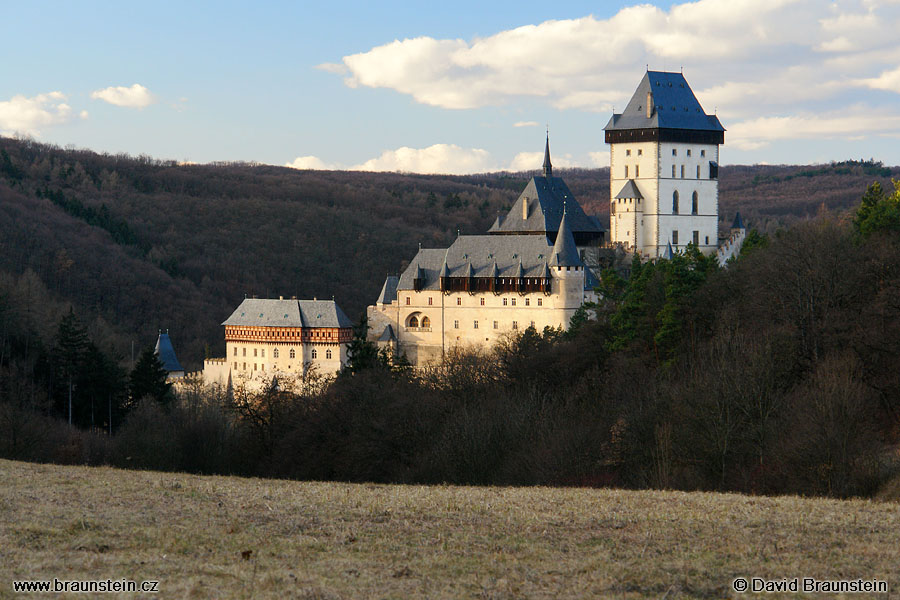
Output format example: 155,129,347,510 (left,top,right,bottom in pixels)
3,0,900,174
